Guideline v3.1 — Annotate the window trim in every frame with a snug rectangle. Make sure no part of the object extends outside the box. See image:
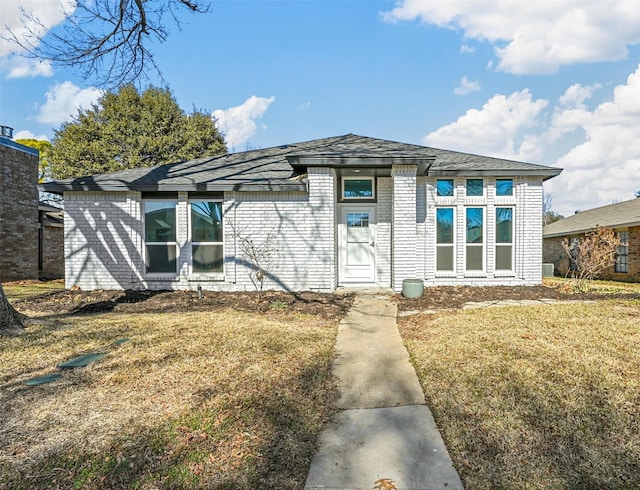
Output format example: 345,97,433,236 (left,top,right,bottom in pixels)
615,230,629,273
495,207,514,272
143,199,179,276
189,199,225,276
436,207,456,274
465,207,485,273
341,176,375,200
